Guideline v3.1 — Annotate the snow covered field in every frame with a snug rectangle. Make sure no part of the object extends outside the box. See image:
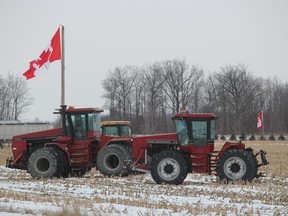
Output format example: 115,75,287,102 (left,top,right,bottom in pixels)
0,166,287,216
0,141,287,215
